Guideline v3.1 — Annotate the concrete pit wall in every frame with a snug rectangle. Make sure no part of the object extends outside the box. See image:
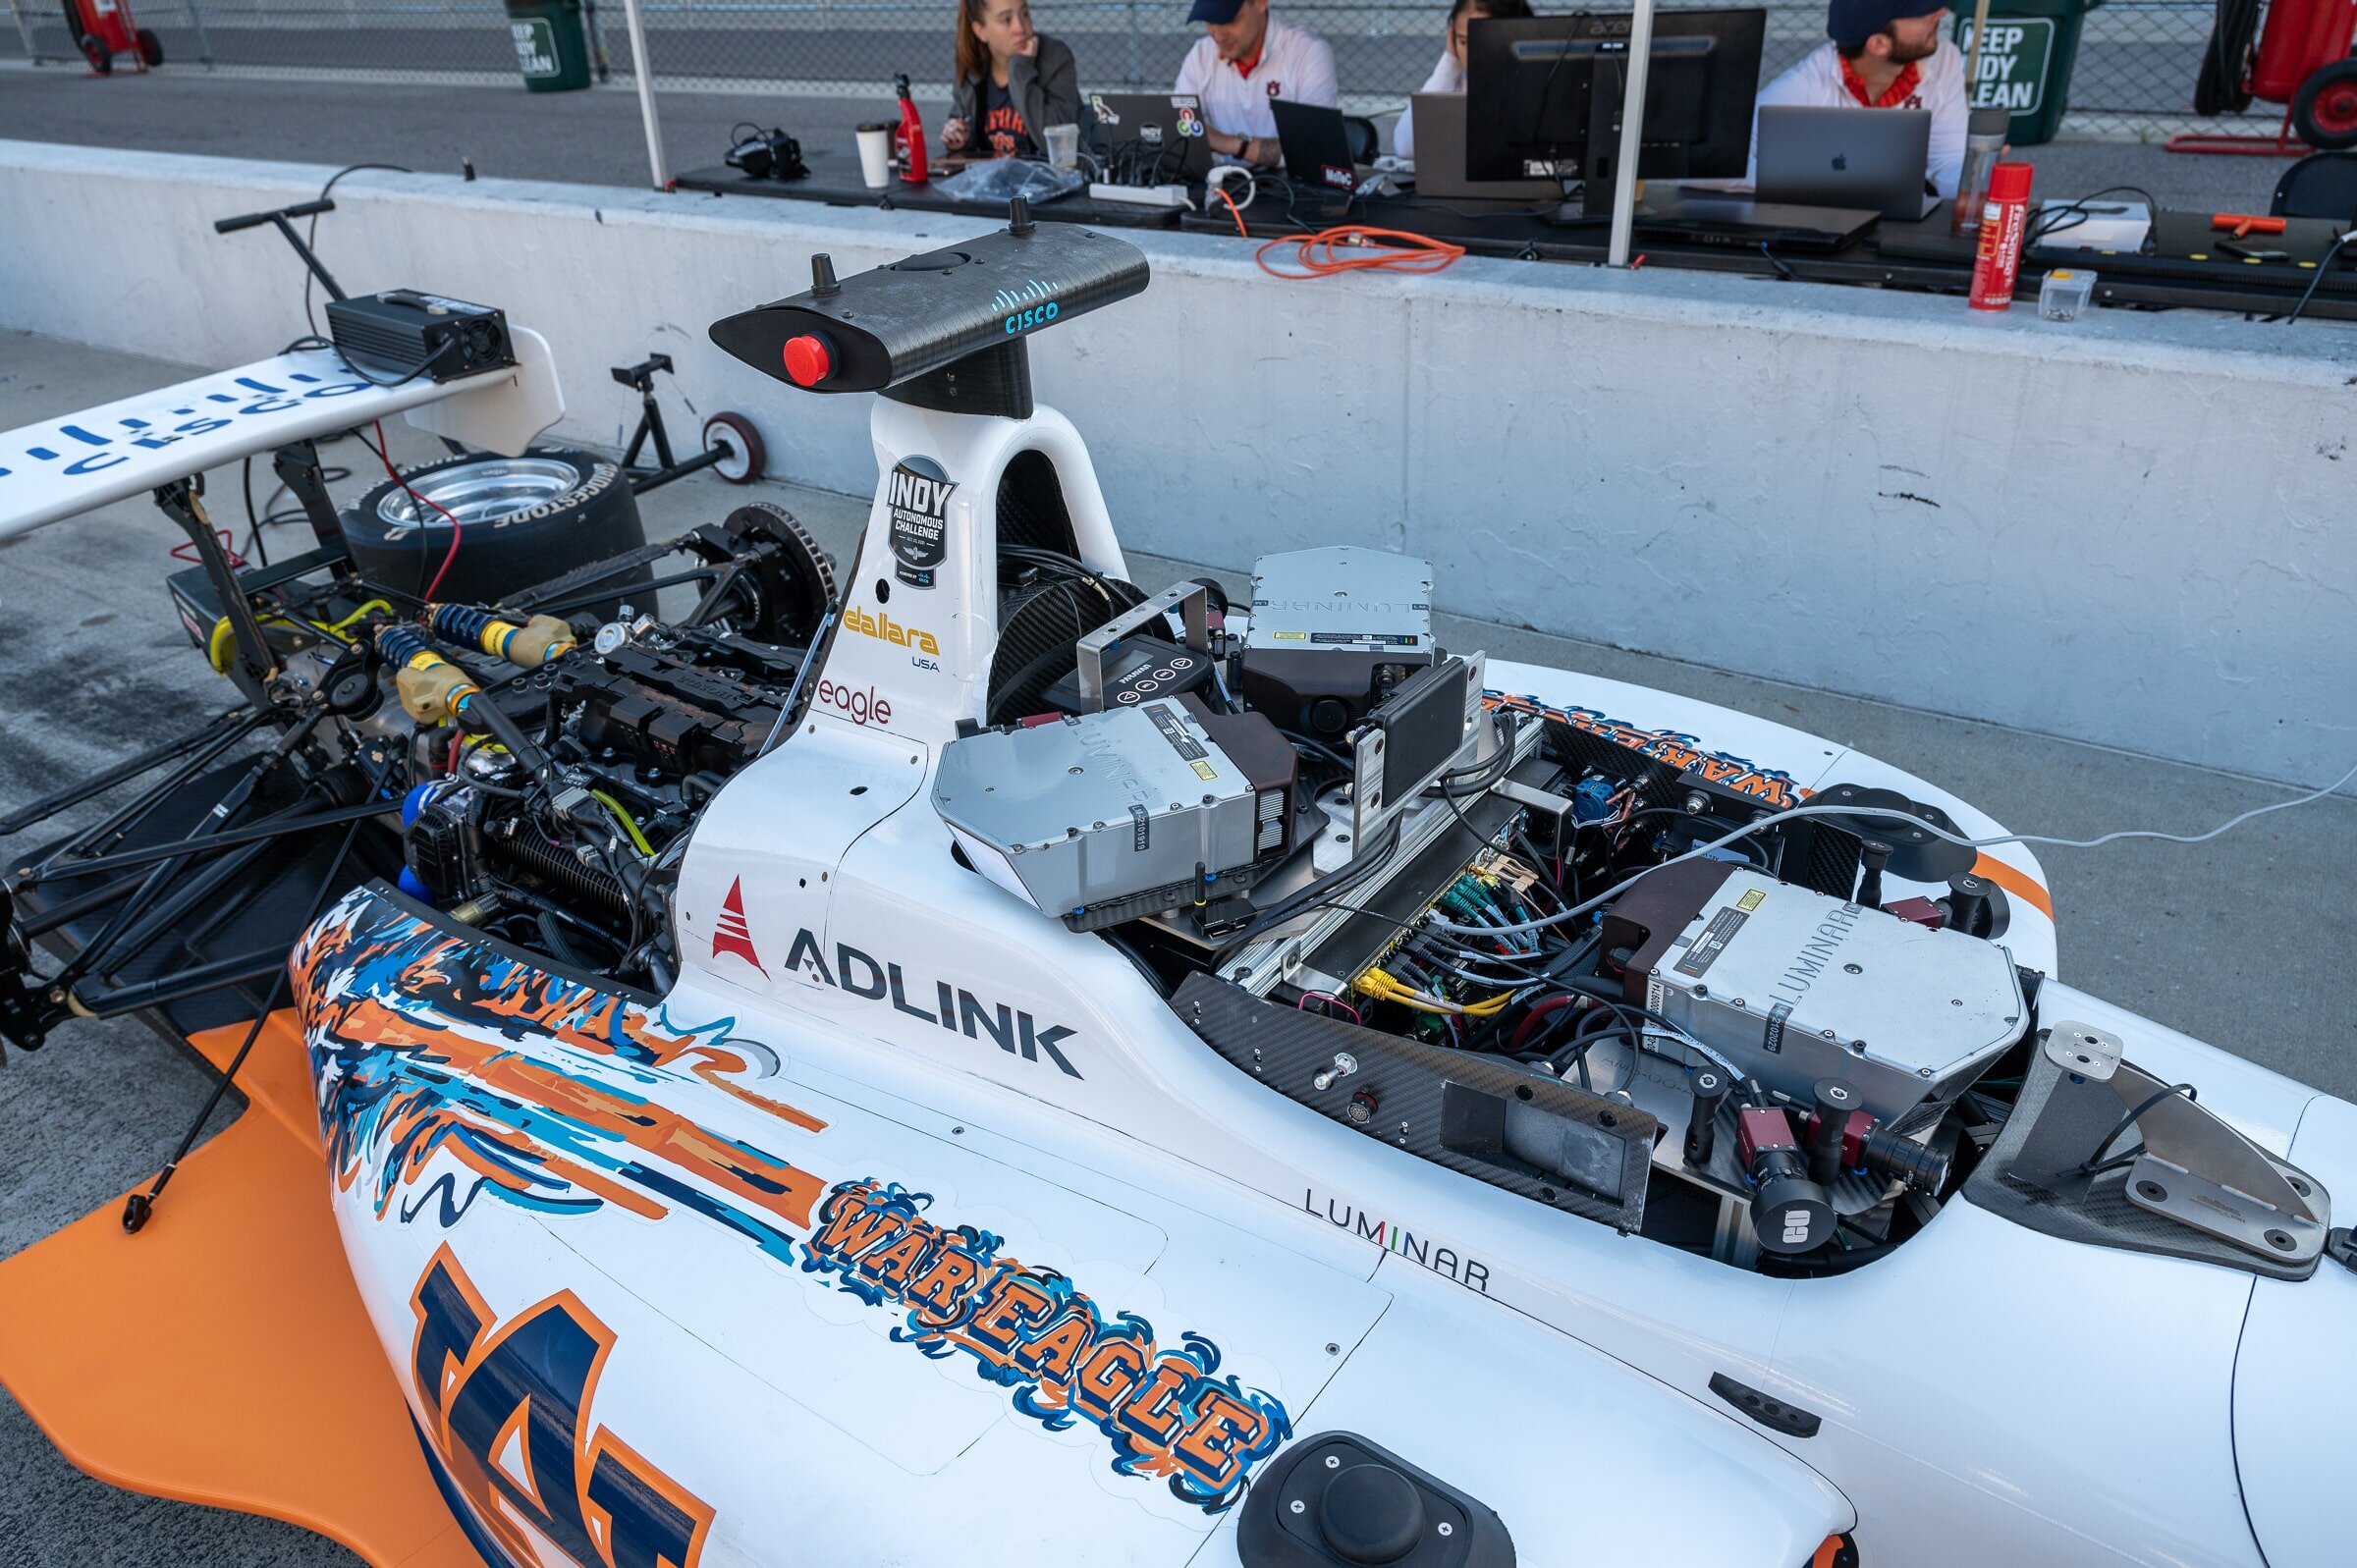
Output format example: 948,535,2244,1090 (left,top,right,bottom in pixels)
2,138,2350,789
